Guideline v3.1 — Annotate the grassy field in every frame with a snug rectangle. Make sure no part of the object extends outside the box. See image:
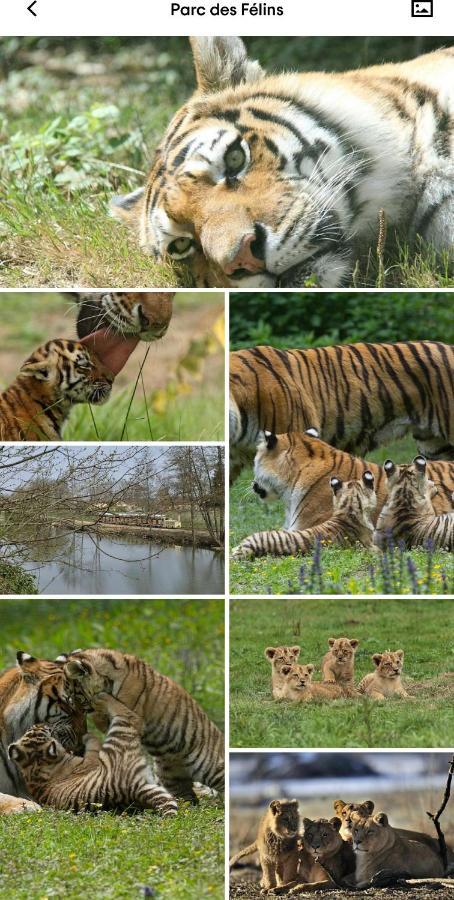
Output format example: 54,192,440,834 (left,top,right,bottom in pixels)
0,293,225,441
0,598,224,899
230,437,454,596
229,597,454,749
1,38,452,287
